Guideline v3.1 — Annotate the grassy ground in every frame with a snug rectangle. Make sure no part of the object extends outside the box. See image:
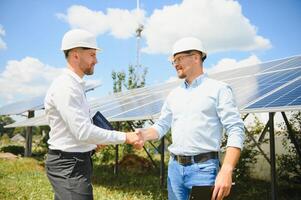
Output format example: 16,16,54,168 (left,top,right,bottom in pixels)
0,157,166,200
0,157,300,200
